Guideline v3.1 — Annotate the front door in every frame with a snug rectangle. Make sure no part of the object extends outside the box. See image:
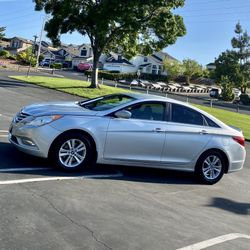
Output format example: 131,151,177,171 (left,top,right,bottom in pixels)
104,102,167,164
